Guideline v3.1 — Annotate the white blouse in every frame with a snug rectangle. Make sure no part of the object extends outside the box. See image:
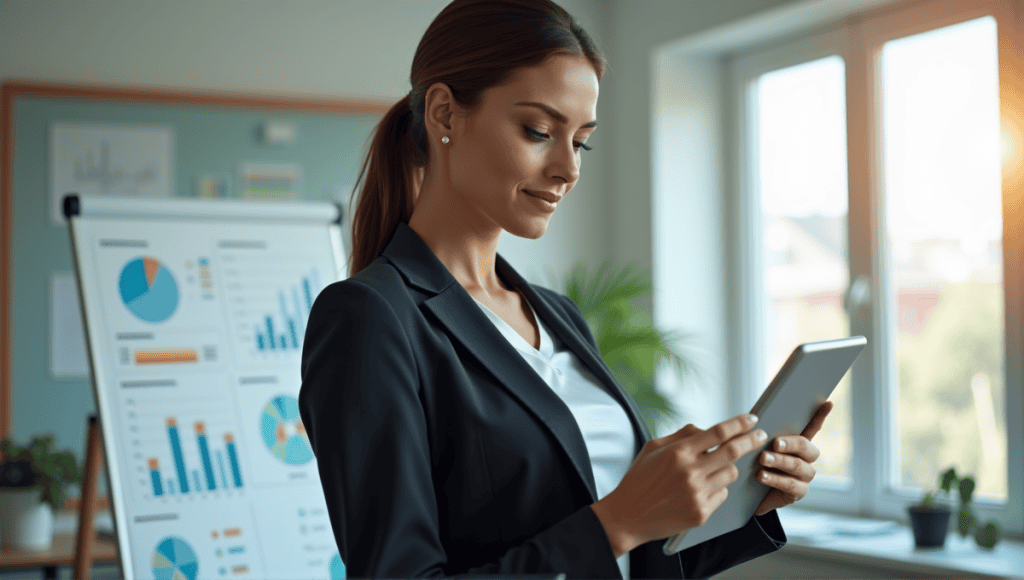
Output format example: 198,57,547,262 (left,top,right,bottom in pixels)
471,293,636,580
